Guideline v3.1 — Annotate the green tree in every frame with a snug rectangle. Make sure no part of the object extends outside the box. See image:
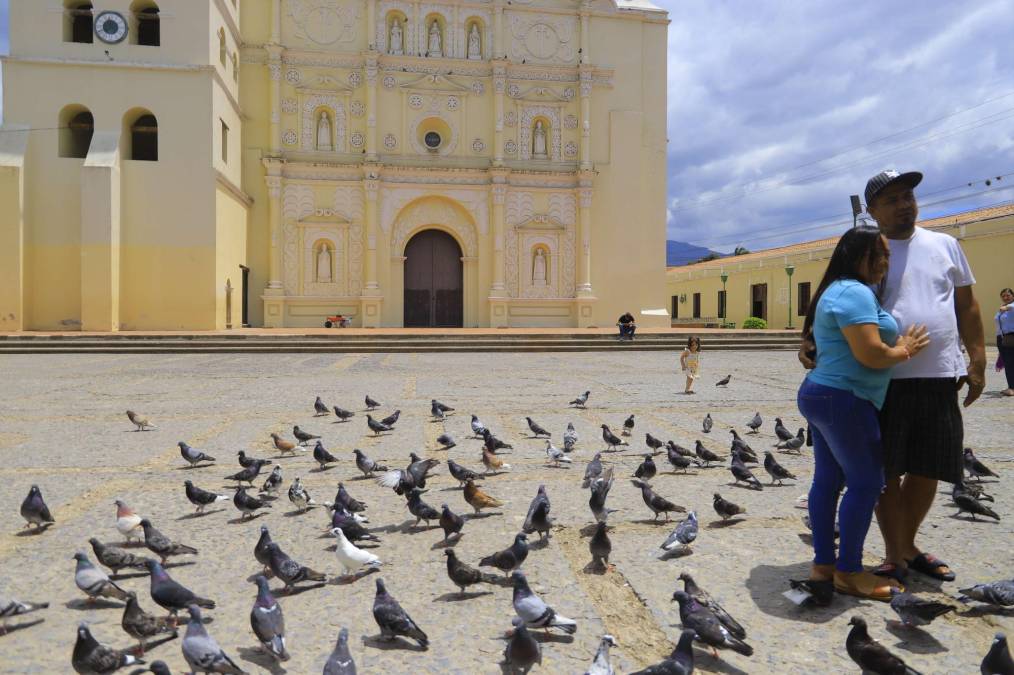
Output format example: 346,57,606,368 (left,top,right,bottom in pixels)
732,246,750,256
